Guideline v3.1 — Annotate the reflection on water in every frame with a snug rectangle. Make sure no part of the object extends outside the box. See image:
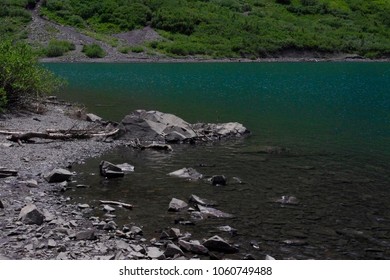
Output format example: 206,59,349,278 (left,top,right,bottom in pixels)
44,62,390,259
